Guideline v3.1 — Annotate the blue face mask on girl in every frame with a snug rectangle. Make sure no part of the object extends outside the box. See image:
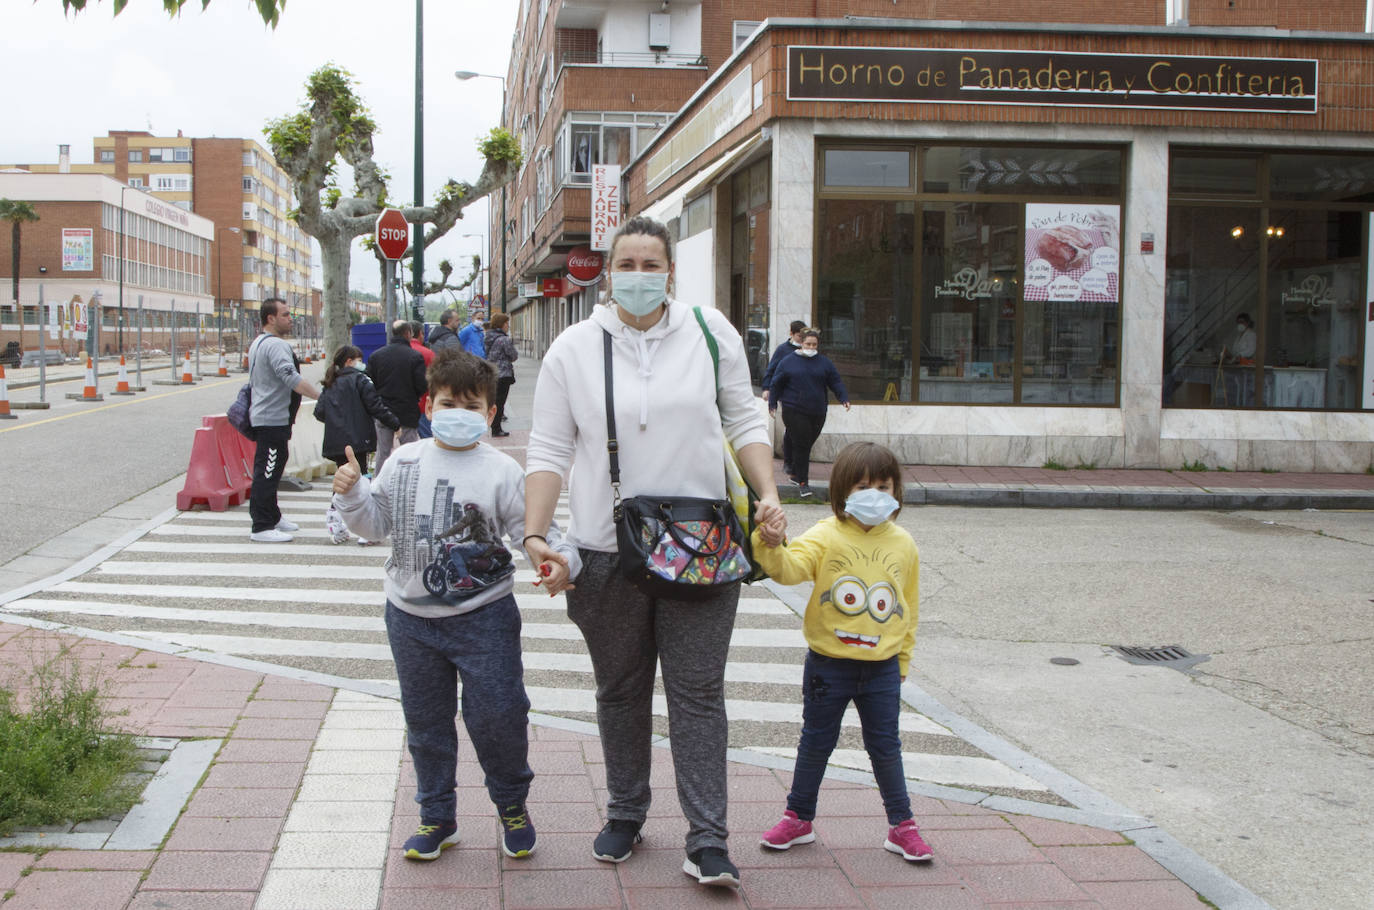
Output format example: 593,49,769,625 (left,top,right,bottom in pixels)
844,488,899,526
431,407,488,448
